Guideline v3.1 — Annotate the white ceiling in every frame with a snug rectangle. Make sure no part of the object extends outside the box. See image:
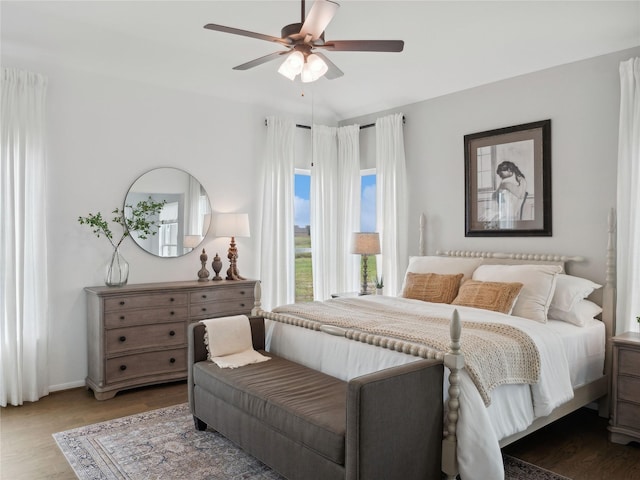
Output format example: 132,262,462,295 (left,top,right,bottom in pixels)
2,1,639,121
